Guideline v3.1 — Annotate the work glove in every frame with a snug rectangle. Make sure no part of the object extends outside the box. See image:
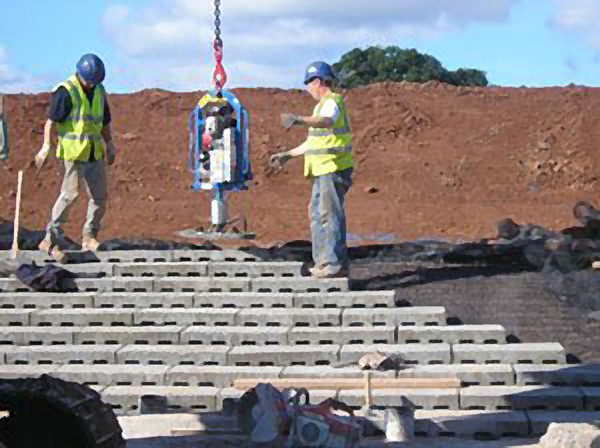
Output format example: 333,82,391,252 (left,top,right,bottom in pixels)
35,144,51,170
106,142,117,166
280,113,300,130
269,152,291,168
